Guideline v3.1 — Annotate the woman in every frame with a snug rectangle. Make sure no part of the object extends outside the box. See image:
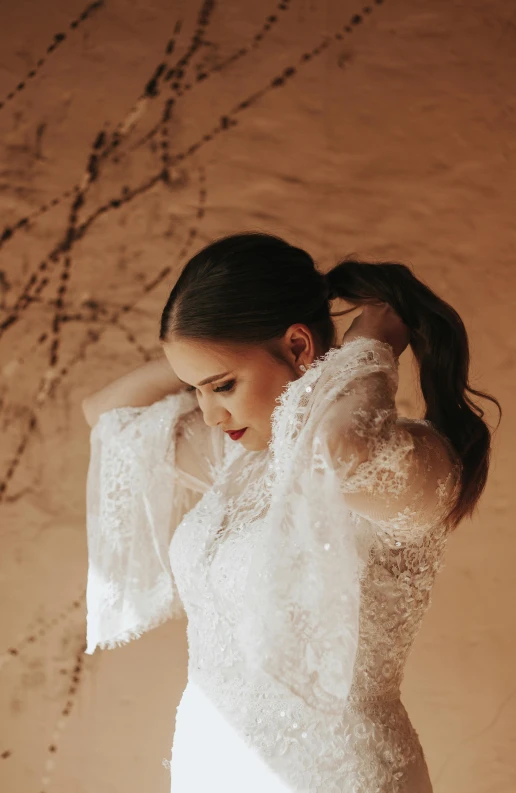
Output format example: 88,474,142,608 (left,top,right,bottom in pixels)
83,233,499,792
